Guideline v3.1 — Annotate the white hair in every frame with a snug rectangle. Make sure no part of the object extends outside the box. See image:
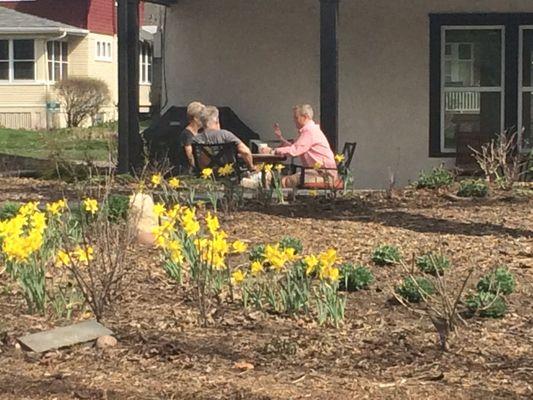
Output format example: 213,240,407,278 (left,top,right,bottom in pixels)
293,104,314,119
199,106,219,128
